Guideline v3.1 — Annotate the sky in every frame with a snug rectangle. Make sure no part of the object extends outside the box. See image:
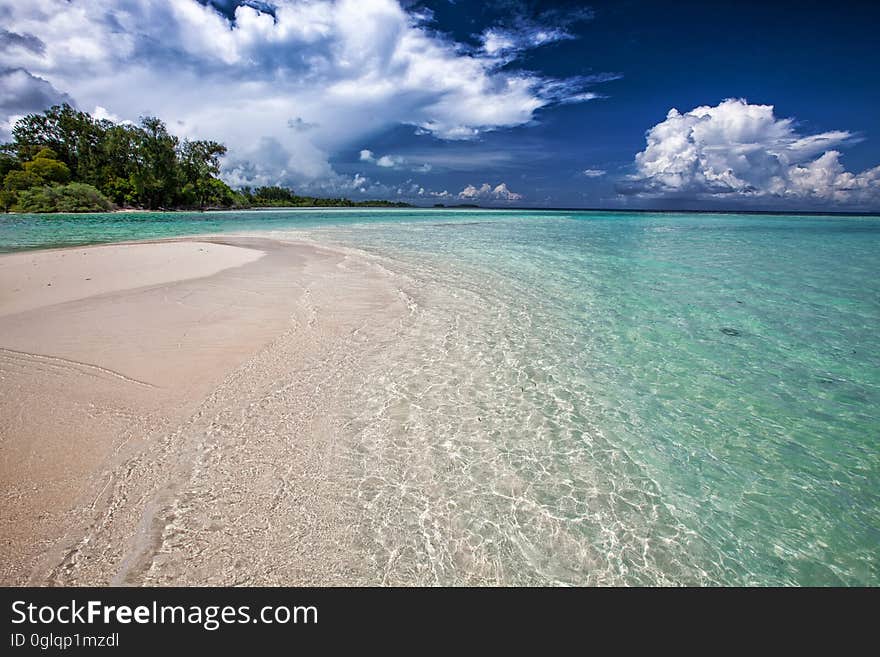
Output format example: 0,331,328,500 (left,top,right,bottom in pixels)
0,0,878,210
